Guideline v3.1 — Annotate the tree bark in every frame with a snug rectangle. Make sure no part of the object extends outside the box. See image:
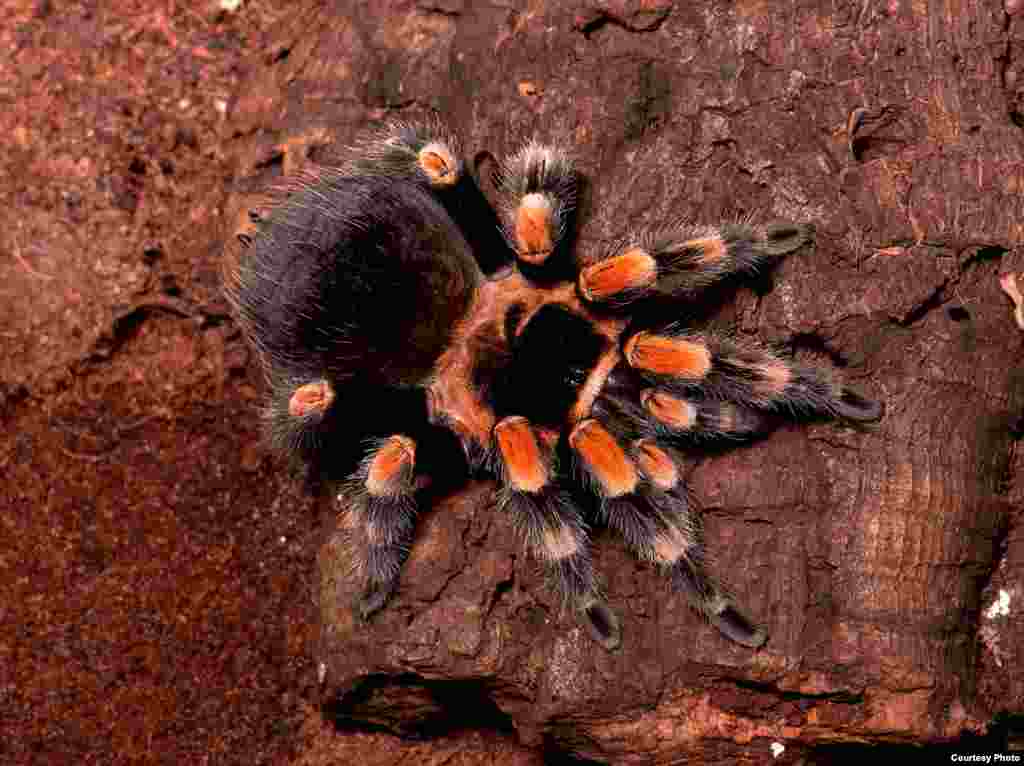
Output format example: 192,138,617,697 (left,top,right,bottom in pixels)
223,0,1024,761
